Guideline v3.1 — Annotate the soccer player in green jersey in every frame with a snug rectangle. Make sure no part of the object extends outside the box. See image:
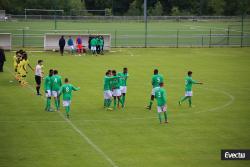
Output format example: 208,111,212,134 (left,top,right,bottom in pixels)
59,78,80,118
118,67,129,108
155,82,168,124
90,37,97,56
146,69,164,110
44,69,53,111
110,70,123,110
103,71,113,109
51,70,62,111
99,37,104,55
179,71,203,107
